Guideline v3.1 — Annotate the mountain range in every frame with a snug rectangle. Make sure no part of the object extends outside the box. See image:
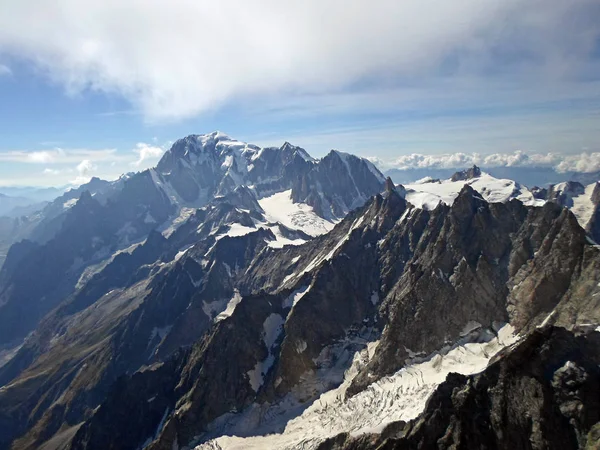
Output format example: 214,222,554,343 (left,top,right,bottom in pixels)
0,132,599,450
